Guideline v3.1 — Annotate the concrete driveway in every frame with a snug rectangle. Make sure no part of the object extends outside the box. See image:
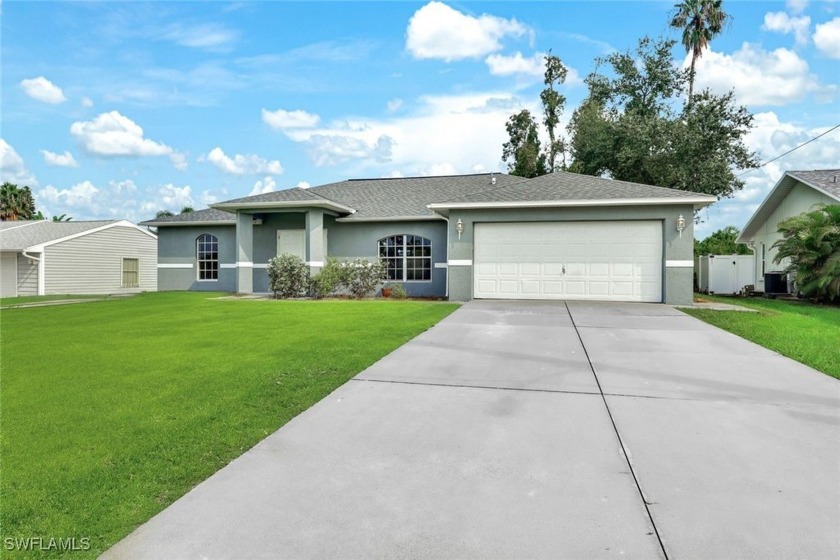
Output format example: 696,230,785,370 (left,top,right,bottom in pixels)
103,300,840,559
